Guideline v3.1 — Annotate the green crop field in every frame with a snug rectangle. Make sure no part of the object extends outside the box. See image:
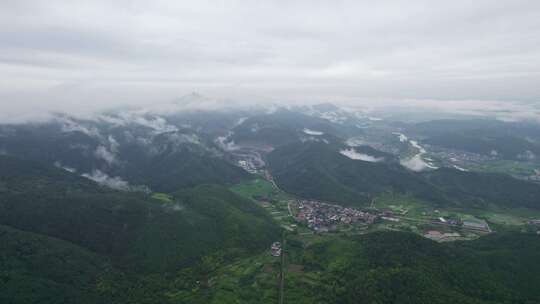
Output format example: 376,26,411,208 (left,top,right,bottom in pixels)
468,159,539,176
374,193,436,219
230,178,291,202
231,178,540,245
375,192,540,227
